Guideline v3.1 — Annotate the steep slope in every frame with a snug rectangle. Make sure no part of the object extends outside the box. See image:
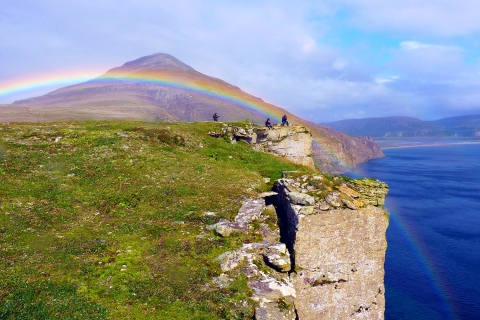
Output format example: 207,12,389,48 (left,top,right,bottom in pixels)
3,53,384,173
323,115,480,137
